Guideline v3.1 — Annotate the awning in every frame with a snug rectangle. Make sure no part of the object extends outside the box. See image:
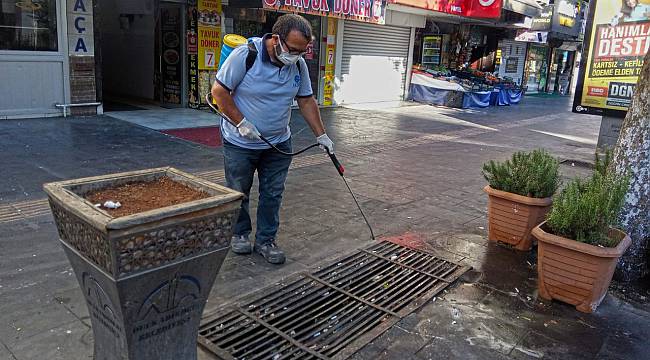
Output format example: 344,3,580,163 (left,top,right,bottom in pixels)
515,30,548,43
558,42,580,51
503,0,542,18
